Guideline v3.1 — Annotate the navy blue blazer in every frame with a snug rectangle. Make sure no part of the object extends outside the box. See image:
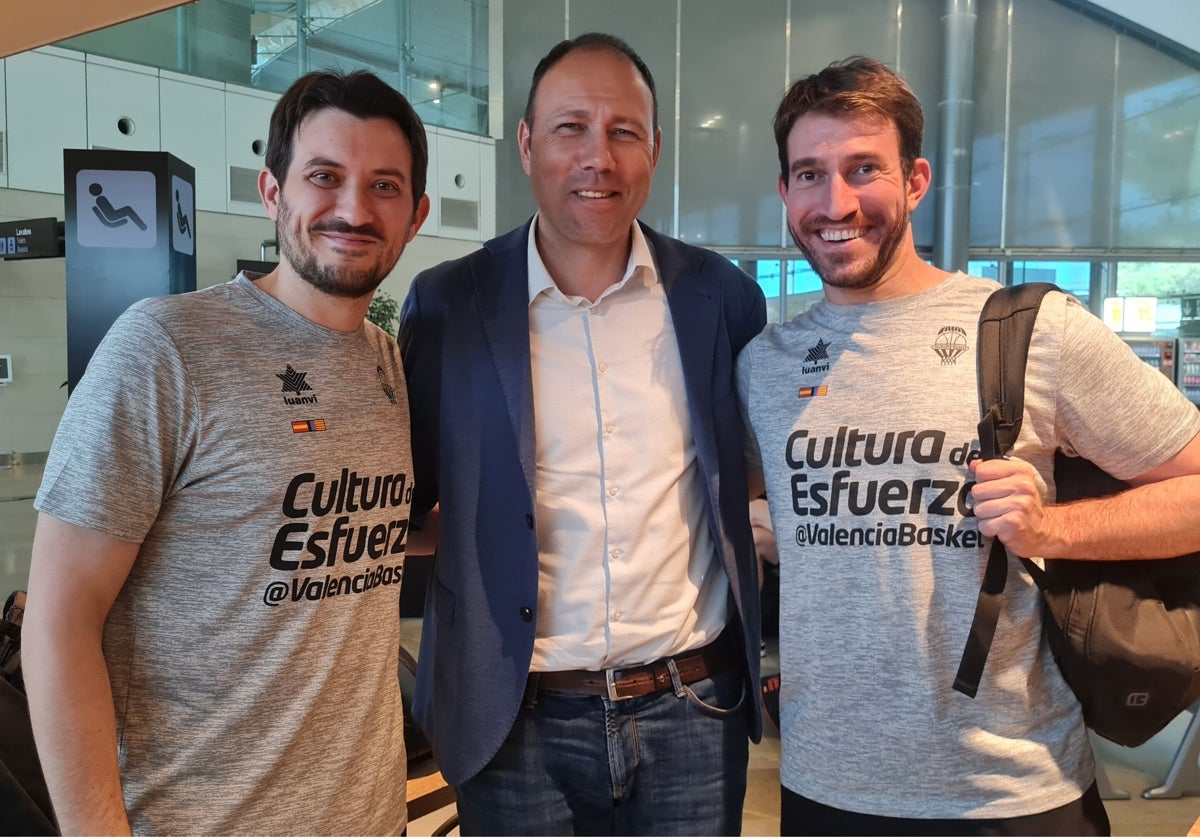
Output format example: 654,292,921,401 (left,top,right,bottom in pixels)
399,220,767,787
